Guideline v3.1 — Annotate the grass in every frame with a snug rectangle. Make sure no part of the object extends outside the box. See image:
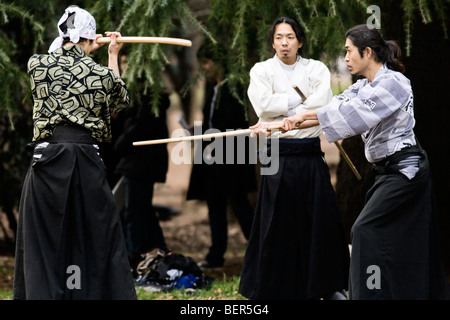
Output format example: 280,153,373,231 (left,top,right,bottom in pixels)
0,274,246,300
135,274,245,300
0,250,247,300
0,289,12,300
